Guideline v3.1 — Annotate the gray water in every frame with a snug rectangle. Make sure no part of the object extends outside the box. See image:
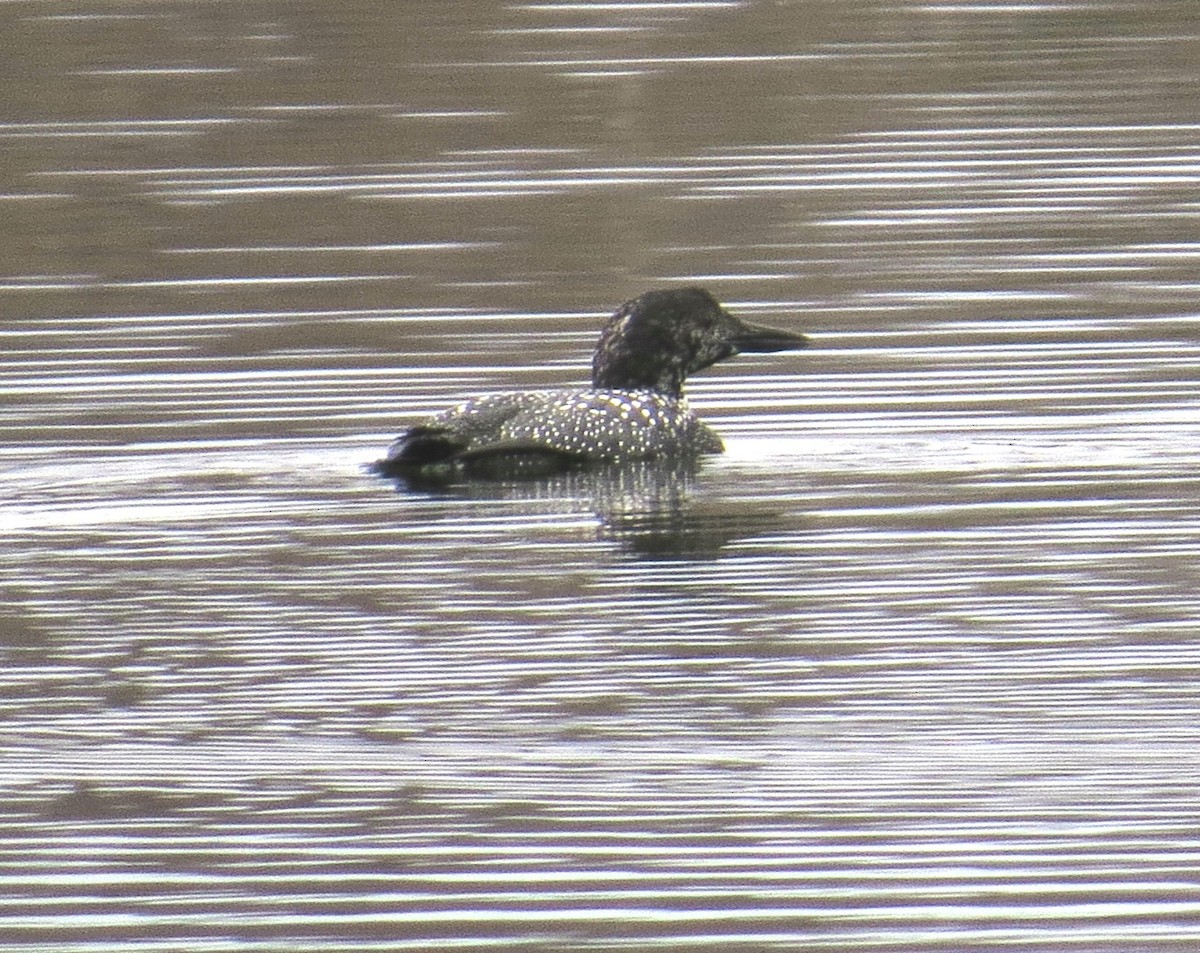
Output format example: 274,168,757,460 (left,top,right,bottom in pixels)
4,1,1200,950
